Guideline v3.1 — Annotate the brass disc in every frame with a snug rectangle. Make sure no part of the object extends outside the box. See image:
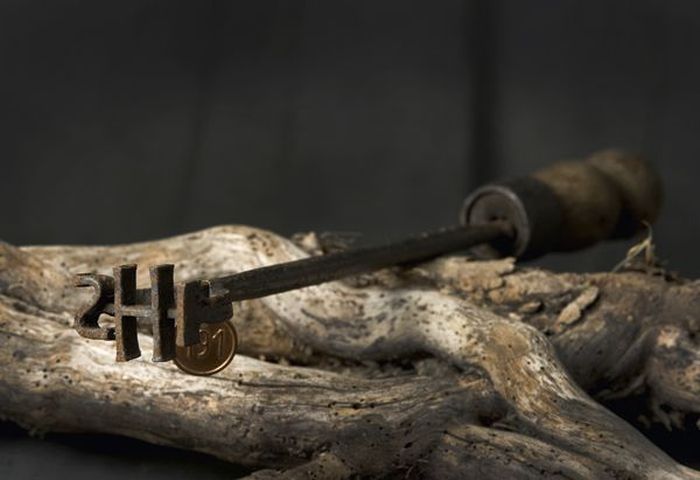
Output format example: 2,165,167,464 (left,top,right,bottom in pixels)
174,321,237,376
